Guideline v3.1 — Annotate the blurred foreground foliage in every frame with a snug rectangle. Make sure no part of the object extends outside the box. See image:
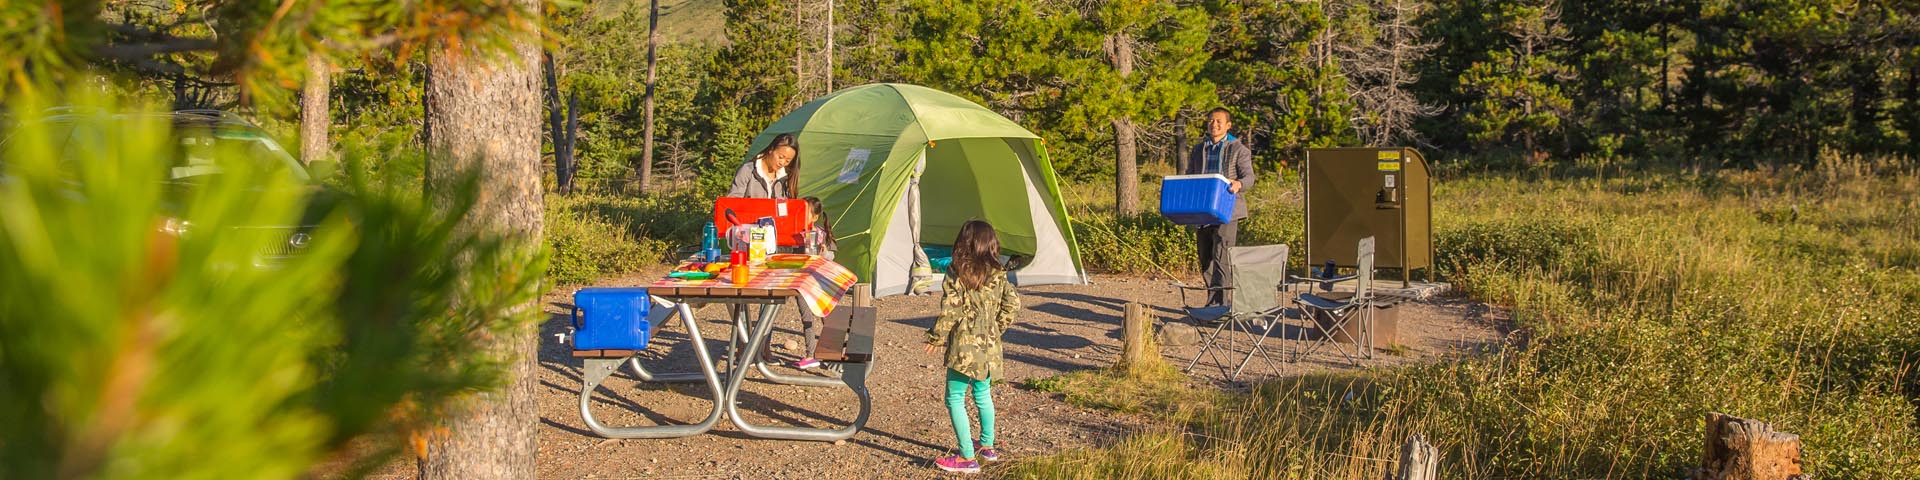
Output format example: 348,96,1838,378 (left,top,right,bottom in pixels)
0,89,546,479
